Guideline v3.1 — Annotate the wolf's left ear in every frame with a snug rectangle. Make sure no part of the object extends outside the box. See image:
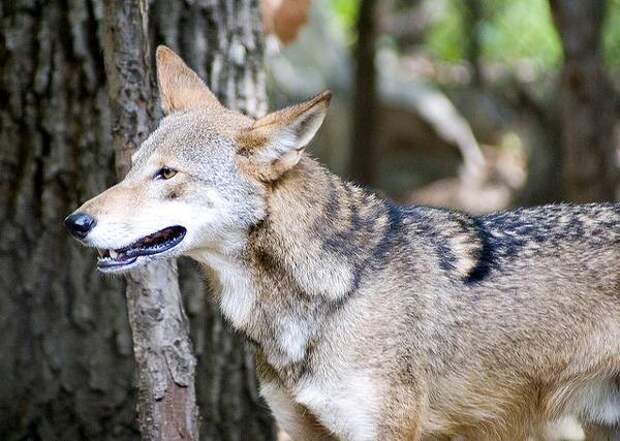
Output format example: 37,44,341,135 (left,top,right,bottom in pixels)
156,45,224,114
236,91,331,181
